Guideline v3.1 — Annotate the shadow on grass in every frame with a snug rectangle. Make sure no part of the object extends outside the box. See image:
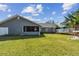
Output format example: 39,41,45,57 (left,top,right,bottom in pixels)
0,34,45,41
56,33,72,35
